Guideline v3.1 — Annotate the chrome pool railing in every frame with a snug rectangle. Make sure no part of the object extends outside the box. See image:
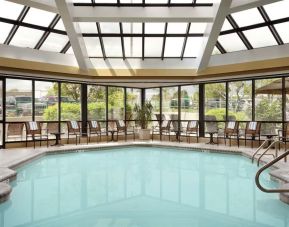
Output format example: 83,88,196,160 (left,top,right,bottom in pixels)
251,139,275,163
